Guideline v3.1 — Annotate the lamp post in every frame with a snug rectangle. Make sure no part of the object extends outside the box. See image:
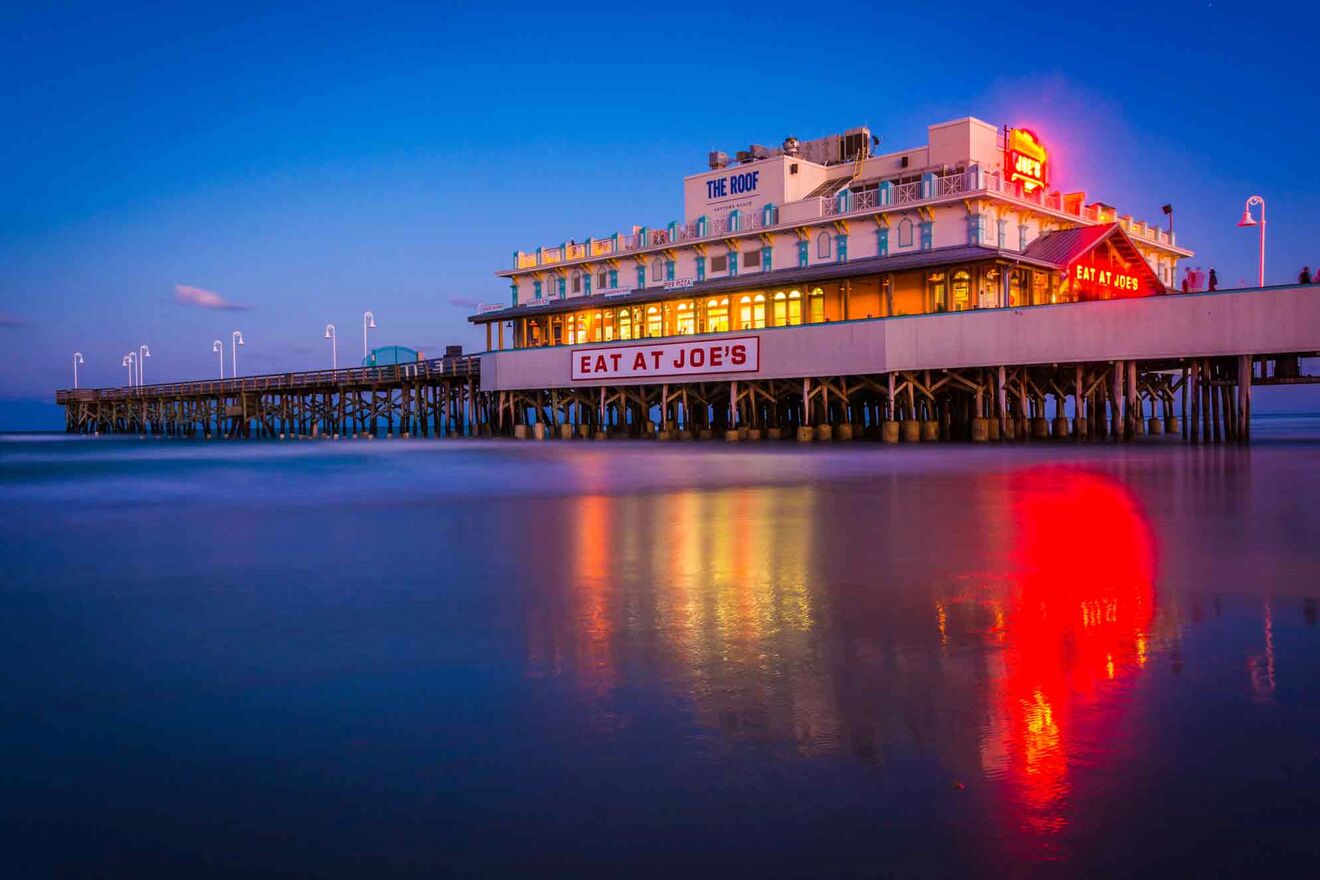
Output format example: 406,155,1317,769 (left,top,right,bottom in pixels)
122,355,134,386
1236,195,1266,287
232,330,245,377
325,323,337,370
73,352,84,389
138,344,151,386
363,311,376,360
125,352,137,387
212,339,224,378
